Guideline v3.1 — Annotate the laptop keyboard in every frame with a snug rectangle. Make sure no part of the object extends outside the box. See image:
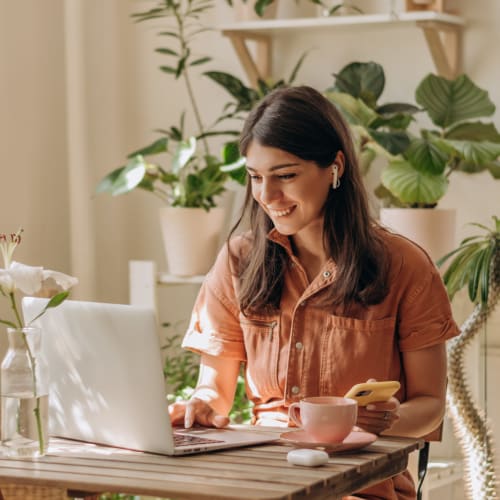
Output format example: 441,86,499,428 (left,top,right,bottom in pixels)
173,432,225,447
